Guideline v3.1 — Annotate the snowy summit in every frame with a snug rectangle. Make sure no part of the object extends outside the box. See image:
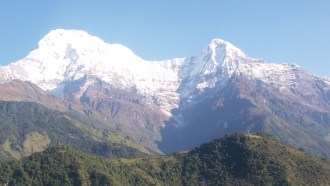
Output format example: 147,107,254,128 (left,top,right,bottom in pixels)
0,29,321,114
